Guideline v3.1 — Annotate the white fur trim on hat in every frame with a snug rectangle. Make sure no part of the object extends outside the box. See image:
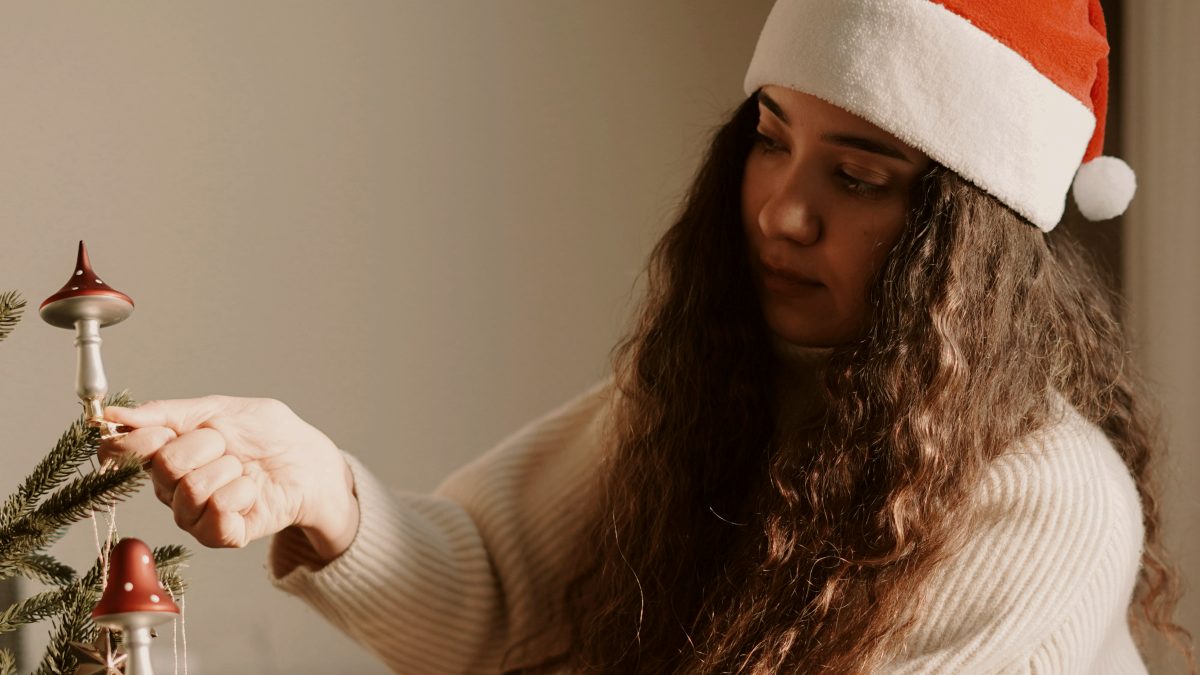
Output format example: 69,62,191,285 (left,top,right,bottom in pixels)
744,0,1096,232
